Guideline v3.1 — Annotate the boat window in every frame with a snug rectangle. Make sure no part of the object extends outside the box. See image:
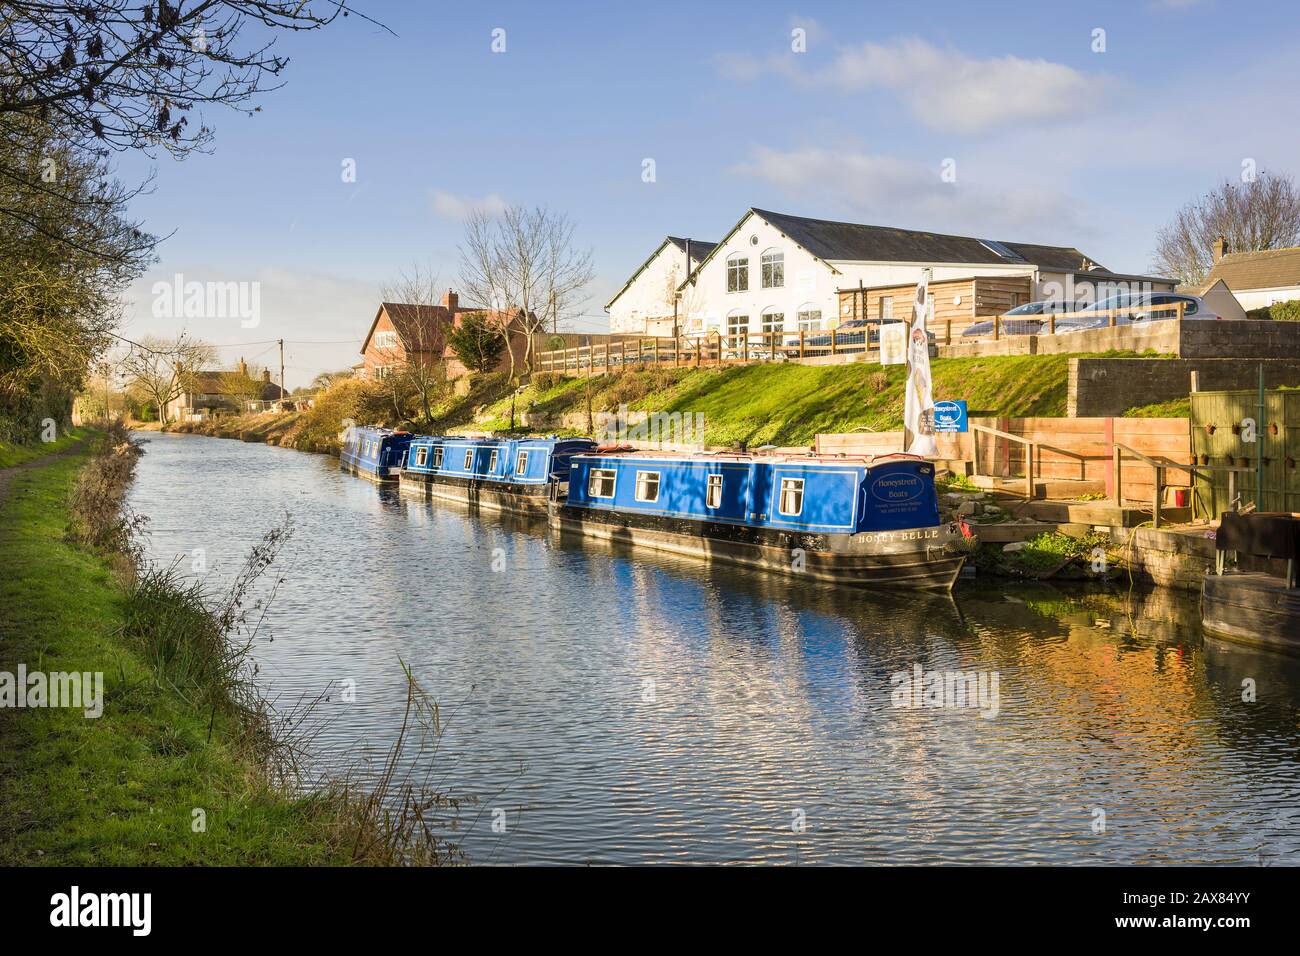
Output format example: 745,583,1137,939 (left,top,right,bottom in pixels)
634,470,661,503
364,440,373,457
517,451,529,474
489,449,499,472
706,474,723,509
464,448,474,470
588,468,617,498
414,447,428,467
432,447,444,469
779,477,805,516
